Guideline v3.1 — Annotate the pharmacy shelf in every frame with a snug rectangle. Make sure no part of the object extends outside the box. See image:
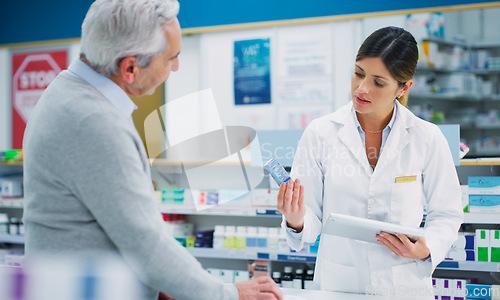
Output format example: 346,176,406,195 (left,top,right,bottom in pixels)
0,162,23,176
415,66,468,73
463,213,500,224
410,93,481,102
186,248,499,270
473,69,500,75
158,203,281,217
0,234,24,244
0,199,24,208
460,158,500,166
186,248,317,263
437,261,500,272
423,37,468,48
